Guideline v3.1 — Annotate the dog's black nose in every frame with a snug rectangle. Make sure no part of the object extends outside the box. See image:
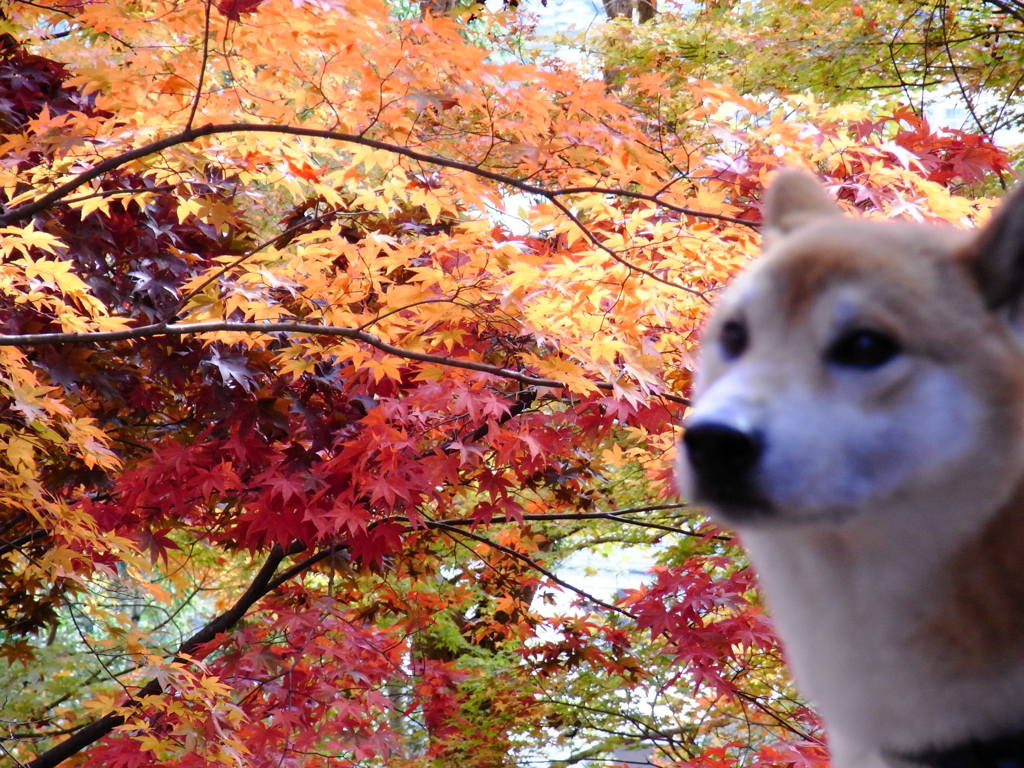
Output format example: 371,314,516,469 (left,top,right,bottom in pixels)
684,422,763,481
